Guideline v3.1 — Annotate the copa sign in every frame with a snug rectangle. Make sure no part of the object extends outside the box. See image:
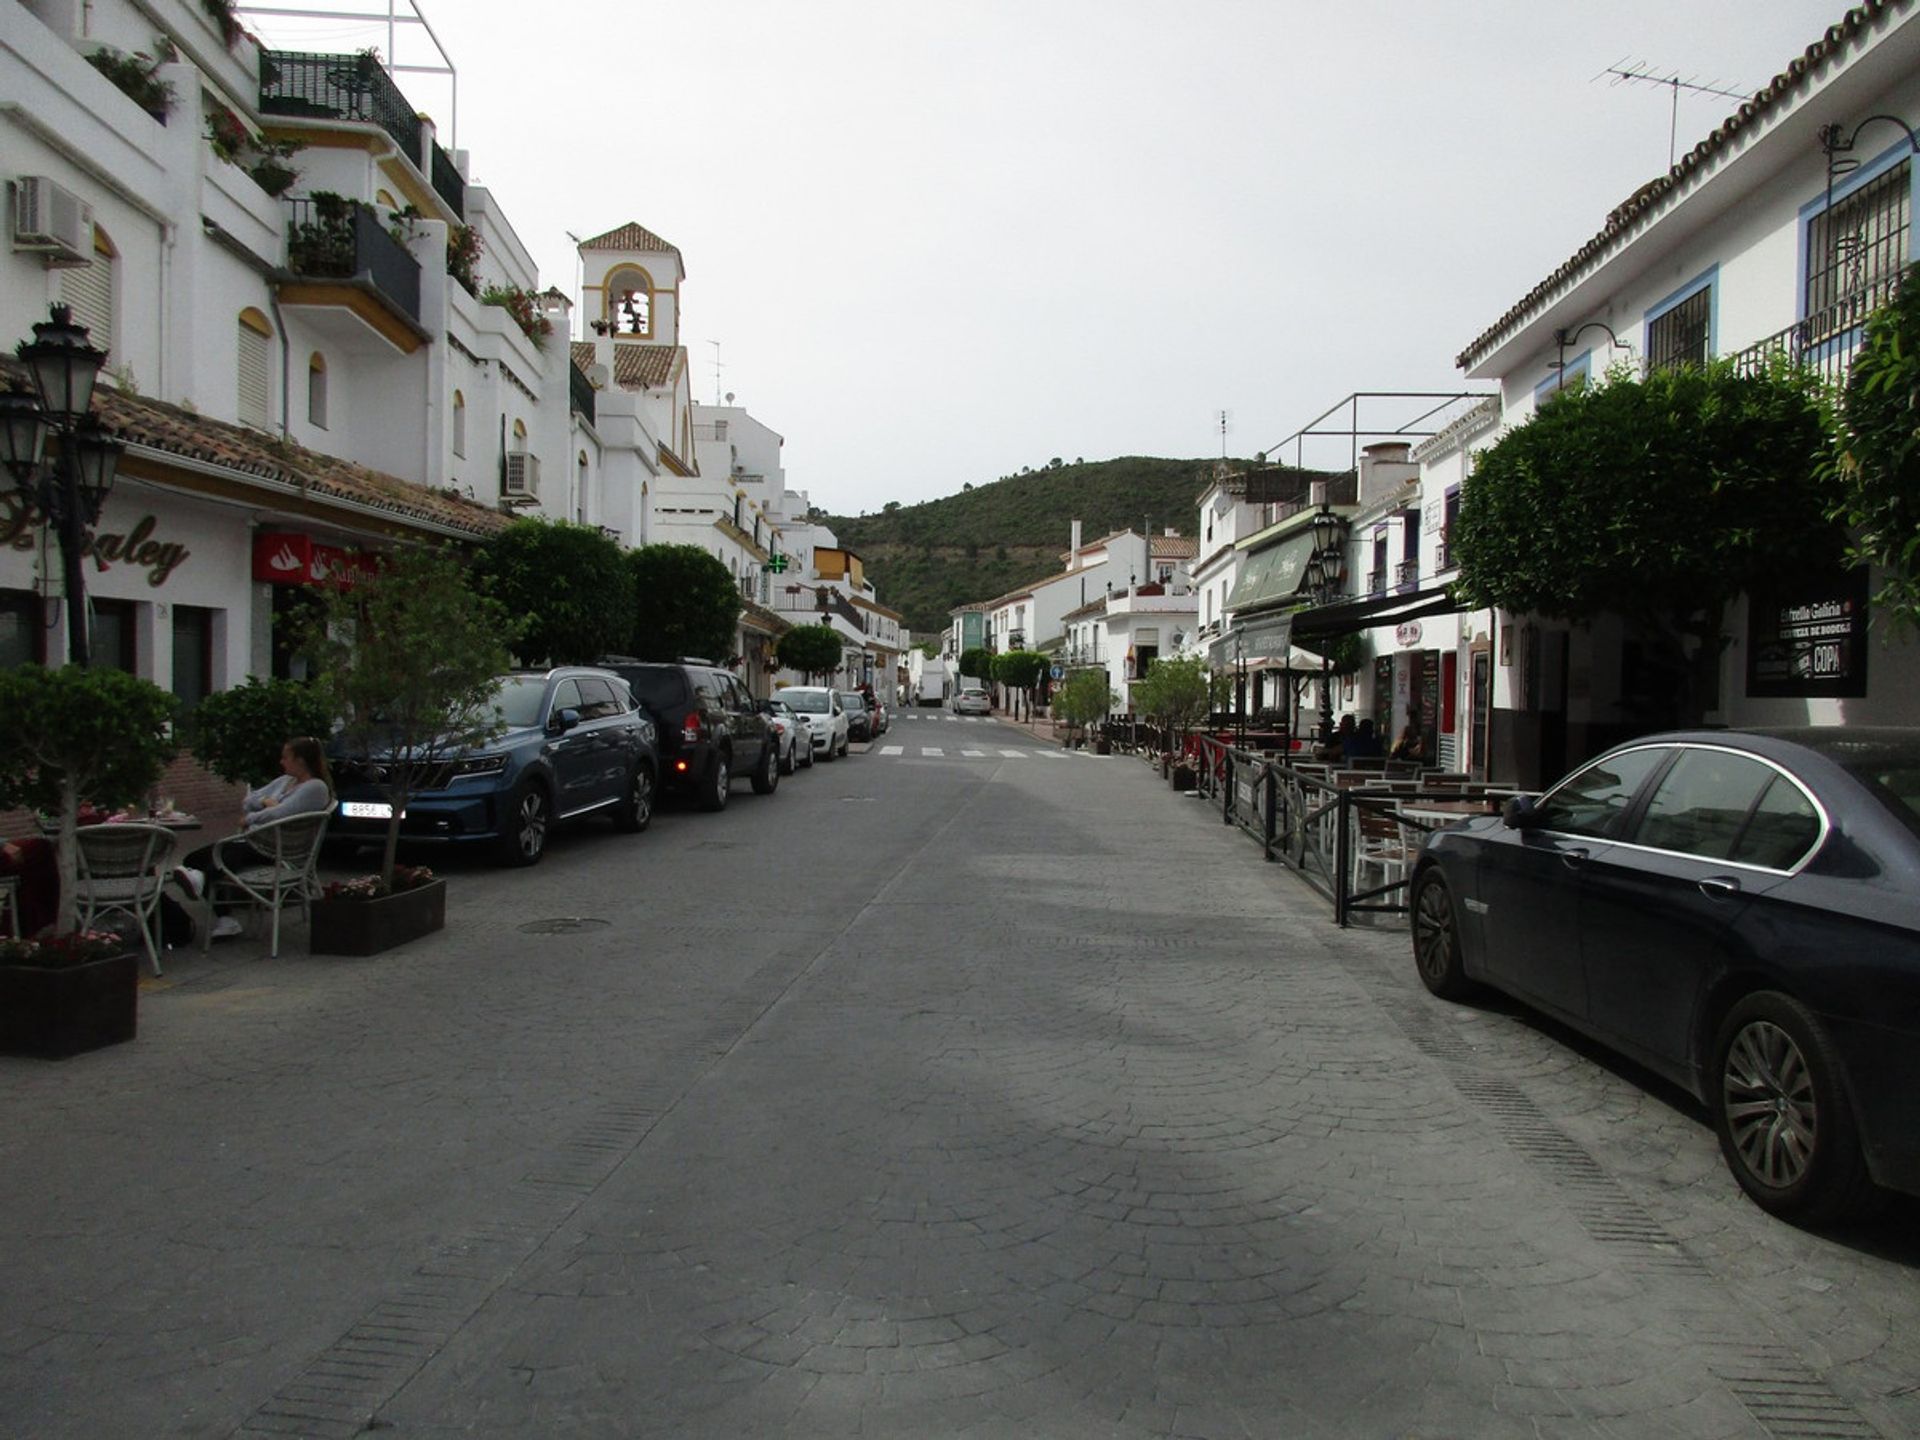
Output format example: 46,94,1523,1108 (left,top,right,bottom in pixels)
1395,621,1423,647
